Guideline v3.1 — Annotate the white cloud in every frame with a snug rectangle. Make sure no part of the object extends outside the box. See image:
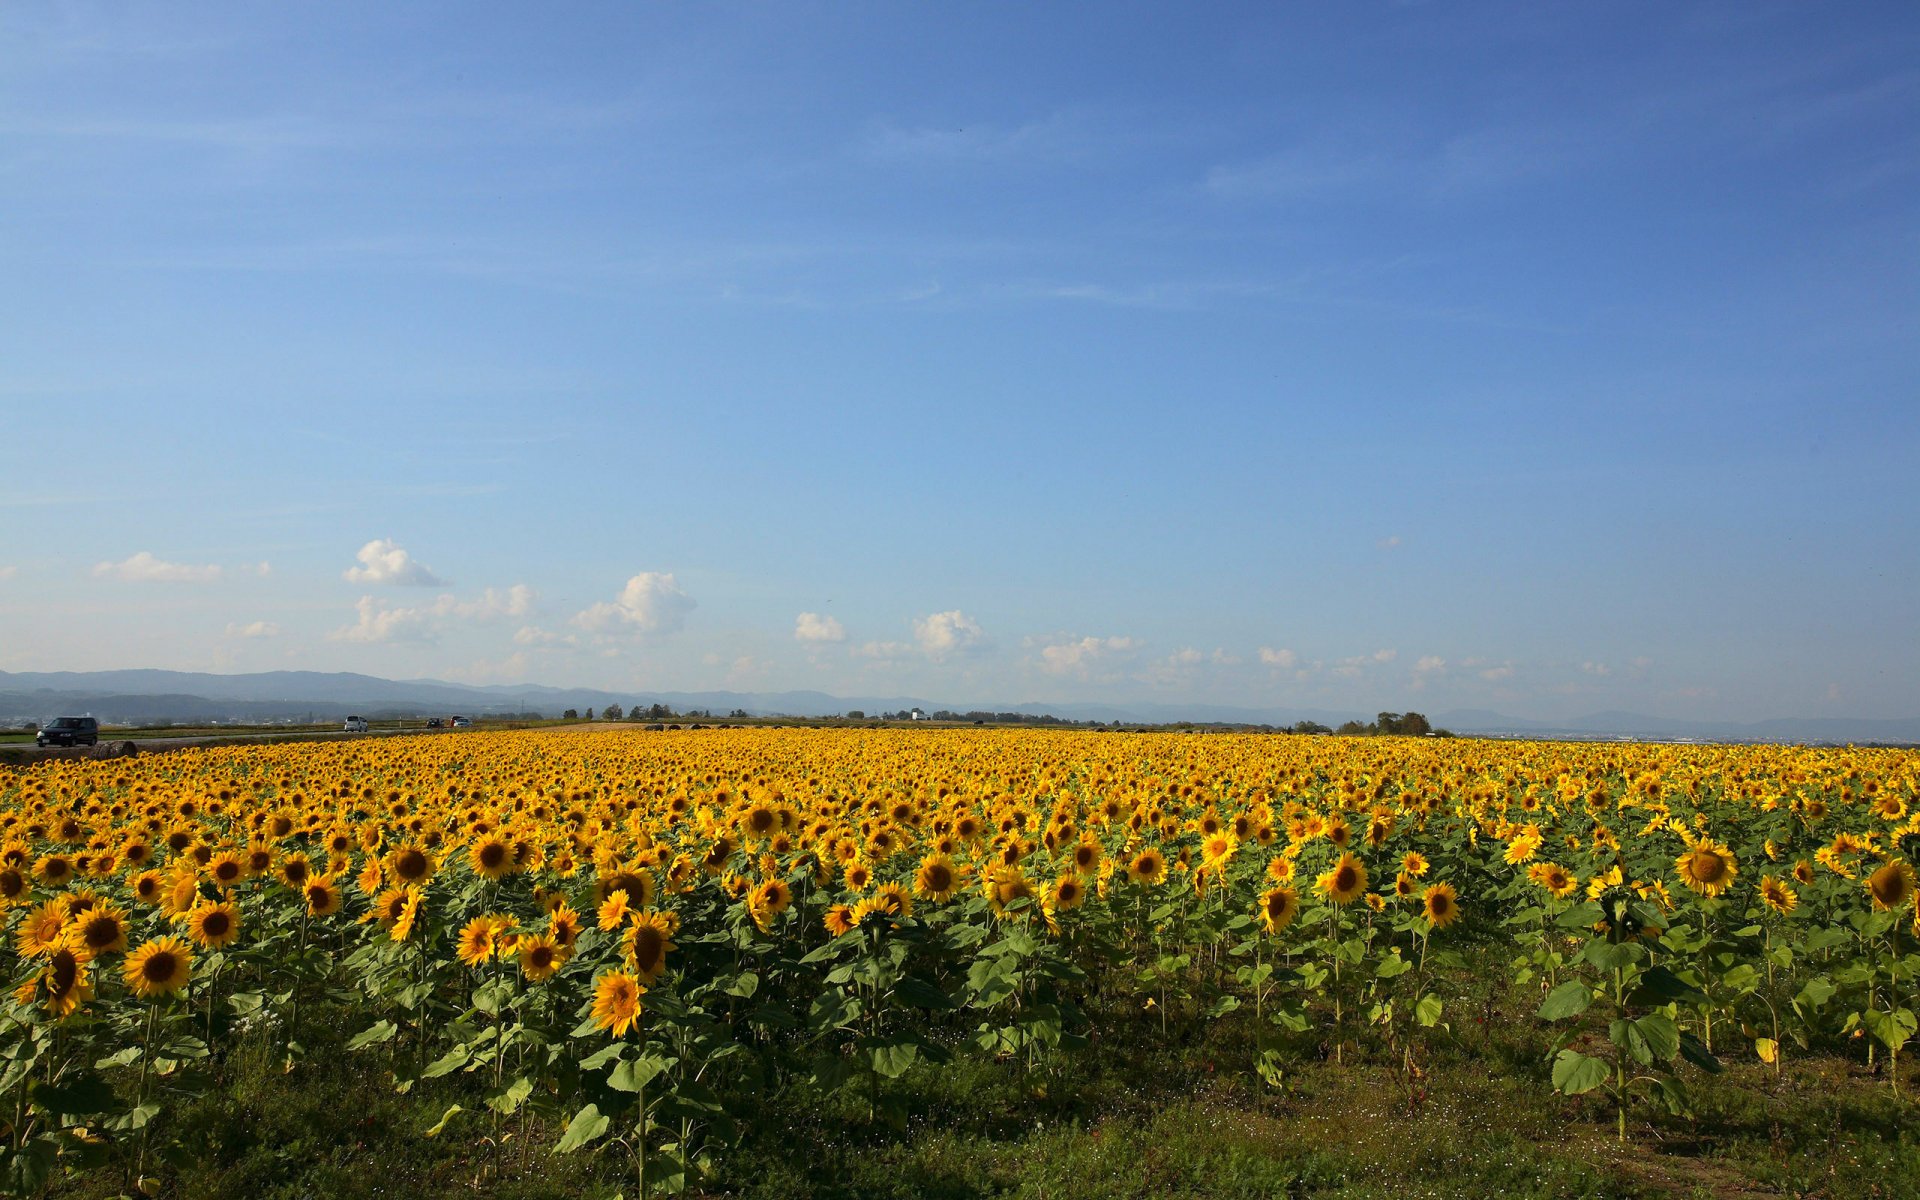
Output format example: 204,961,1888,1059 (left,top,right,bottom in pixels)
255,561,273,577
1258,646,1298,669
1036,634,1141,675
513,625,575,648
1823,682,1843,704
853,640,913,660
1414,655,1446,675
1332,647,1398,678
572,572,694,636
913,610,986,659
0,565,16,580
332,585,535,643
1580,661,1611,676
794,612,847,643
1480,664,1515,682
224,620,280,639
93,551,223,582
1377,535,1402,550
343,539,445,587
